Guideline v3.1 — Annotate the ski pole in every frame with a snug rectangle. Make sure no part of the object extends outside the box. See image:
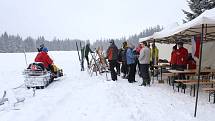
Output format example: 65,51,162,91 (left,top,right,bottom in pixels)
23,49,28,66
75,41,81,62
